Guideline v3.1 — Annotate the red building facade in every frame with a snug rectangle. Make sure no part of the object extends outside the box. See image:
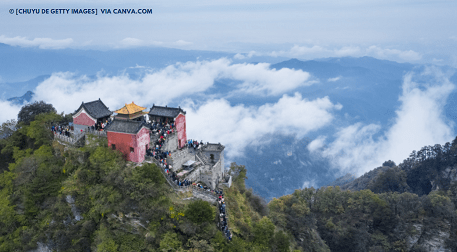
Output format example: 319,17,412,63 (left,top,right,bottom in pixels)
175,113,187,149
105,120,150,163
73,110,96,127
72,99,112,133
